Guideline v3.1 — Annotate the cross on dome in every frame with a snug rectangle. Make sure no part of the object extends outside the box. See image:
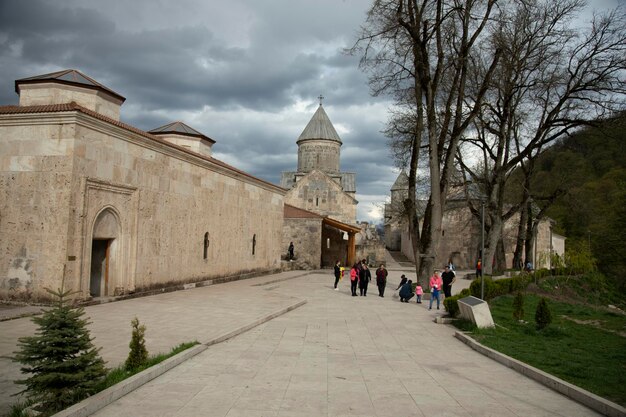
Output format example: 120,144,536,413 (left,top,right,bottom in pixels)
318,94,324,106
